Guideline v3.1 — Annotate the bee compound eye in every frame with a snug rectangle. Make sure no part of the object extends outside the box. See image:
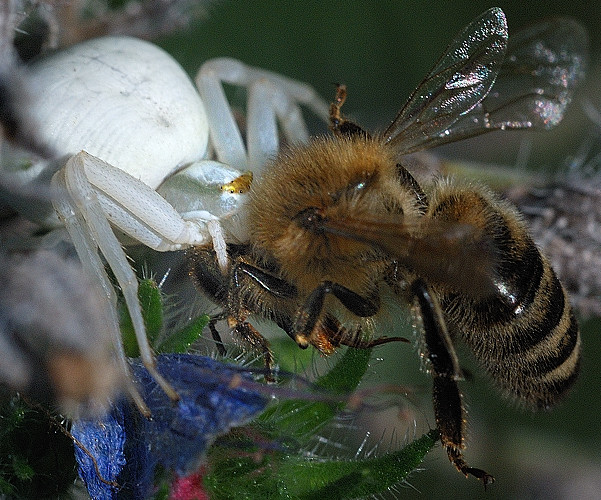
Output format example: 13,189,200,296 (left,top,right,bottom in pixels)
292,207,325,233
